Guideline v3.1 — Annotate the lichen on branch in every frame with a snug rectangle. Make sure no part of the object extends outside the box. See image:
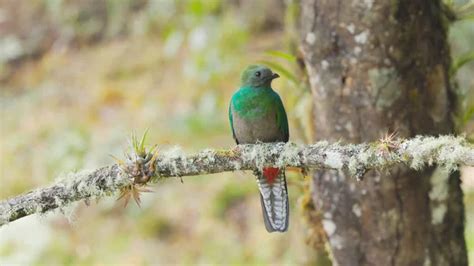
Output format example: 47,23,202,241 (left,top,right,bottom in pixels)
0,135,473,227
